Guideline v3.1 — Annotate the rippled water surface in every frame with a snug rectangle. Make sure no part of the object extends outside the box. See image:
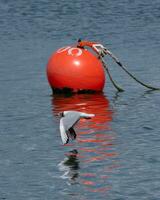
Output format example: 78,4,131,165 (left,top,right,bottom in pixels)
0,0,160,199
